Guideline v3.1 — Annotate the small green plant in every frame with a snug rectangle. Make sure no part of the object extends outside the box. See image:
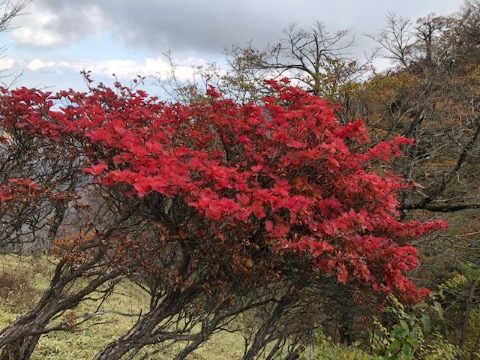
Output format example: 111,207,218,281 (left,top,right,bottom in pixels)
370,283,464,359
370,295,425,359
307,332,382,360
